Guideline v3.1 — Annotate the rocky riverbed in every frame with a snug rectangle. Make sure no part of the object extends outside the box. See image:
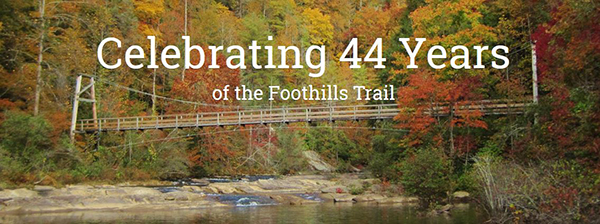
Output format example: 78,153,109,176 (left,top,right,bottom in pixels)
0,174,423,214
